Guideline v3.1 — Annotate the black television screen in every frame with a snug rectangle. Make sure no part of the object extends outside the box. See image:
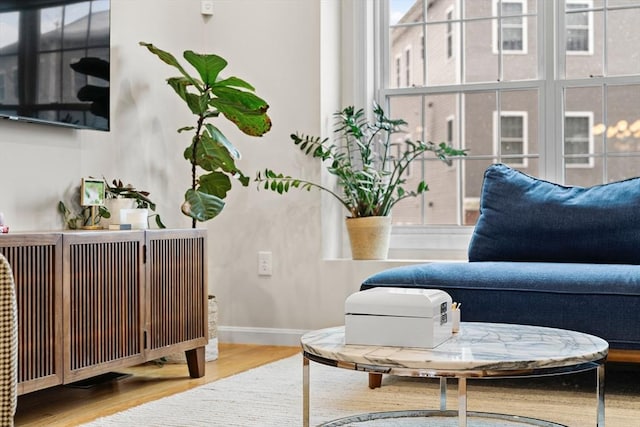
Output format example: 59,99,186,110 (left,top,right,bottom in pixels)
0,0,110,131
